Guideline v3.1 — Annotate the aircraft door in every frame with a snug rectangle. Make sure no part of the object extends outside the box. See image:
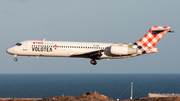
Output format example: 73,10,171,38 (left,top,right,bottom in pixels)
22,42,28,51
